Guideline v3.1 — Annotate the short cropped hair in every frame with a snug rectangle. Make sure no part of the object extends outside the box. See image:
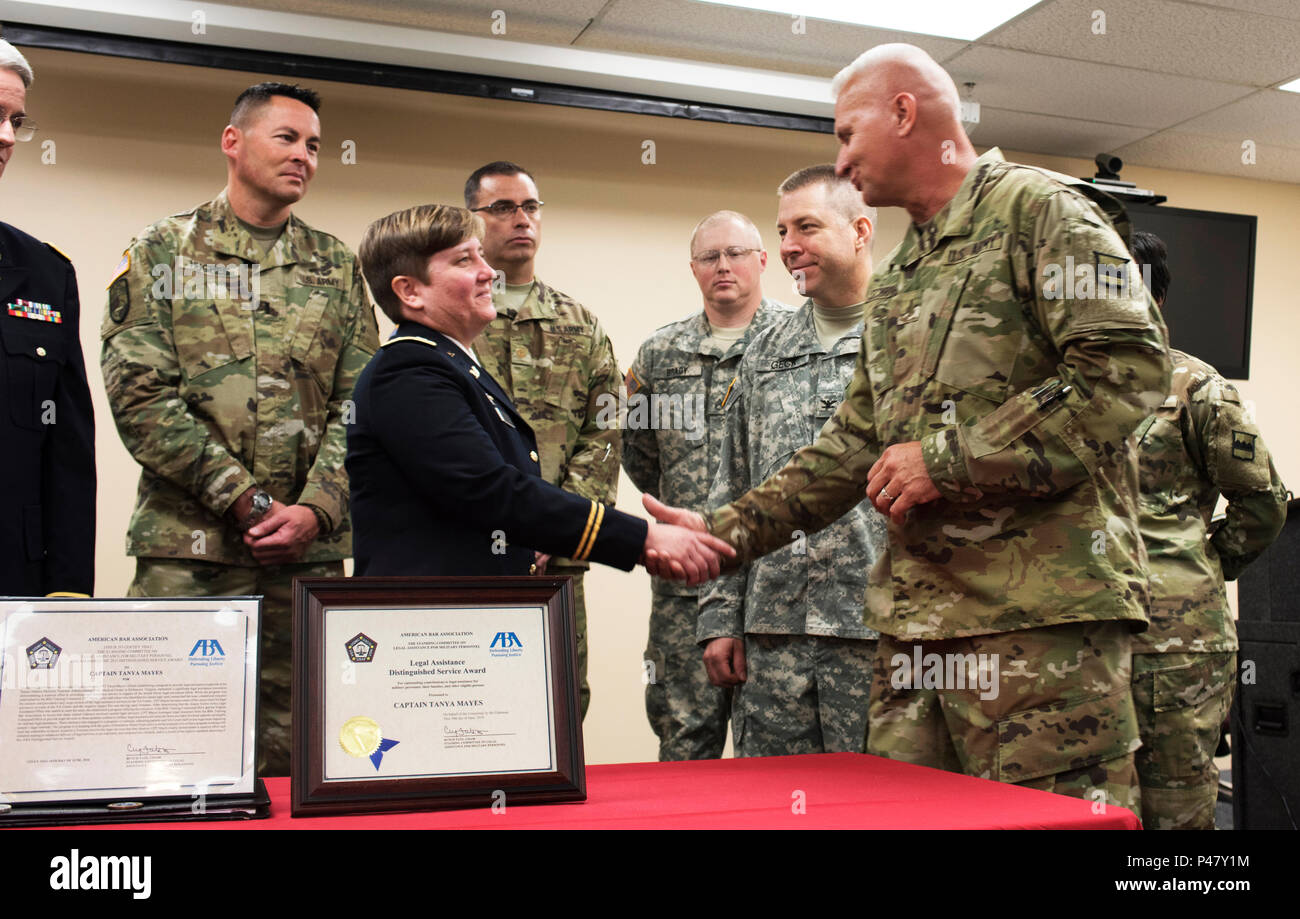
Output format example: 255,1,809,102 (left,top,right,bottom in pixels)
231,82,321,128
0,39,33,87
464,160,535,208
688,209,762,256
1129,229,1170,306
358,204,484,323
778,164,876,226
